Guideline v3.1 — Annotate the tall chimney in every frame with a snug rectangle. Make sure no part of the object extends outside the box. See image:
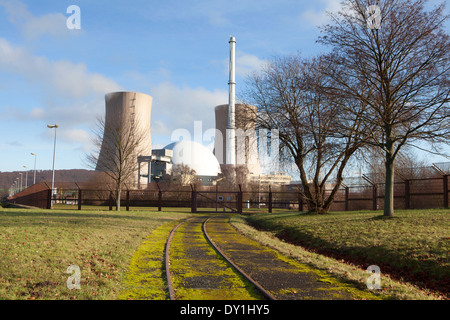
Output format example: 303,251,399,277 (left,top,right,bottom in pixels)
226,36,236,165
